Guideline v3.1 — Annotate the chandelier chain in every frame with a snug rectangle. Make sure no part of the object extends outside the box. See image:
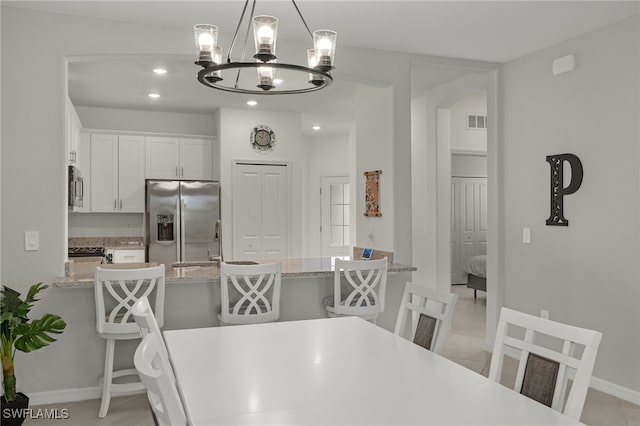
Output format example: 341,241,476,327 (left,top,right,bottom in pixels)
227,0,251,63
291,0,314,41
